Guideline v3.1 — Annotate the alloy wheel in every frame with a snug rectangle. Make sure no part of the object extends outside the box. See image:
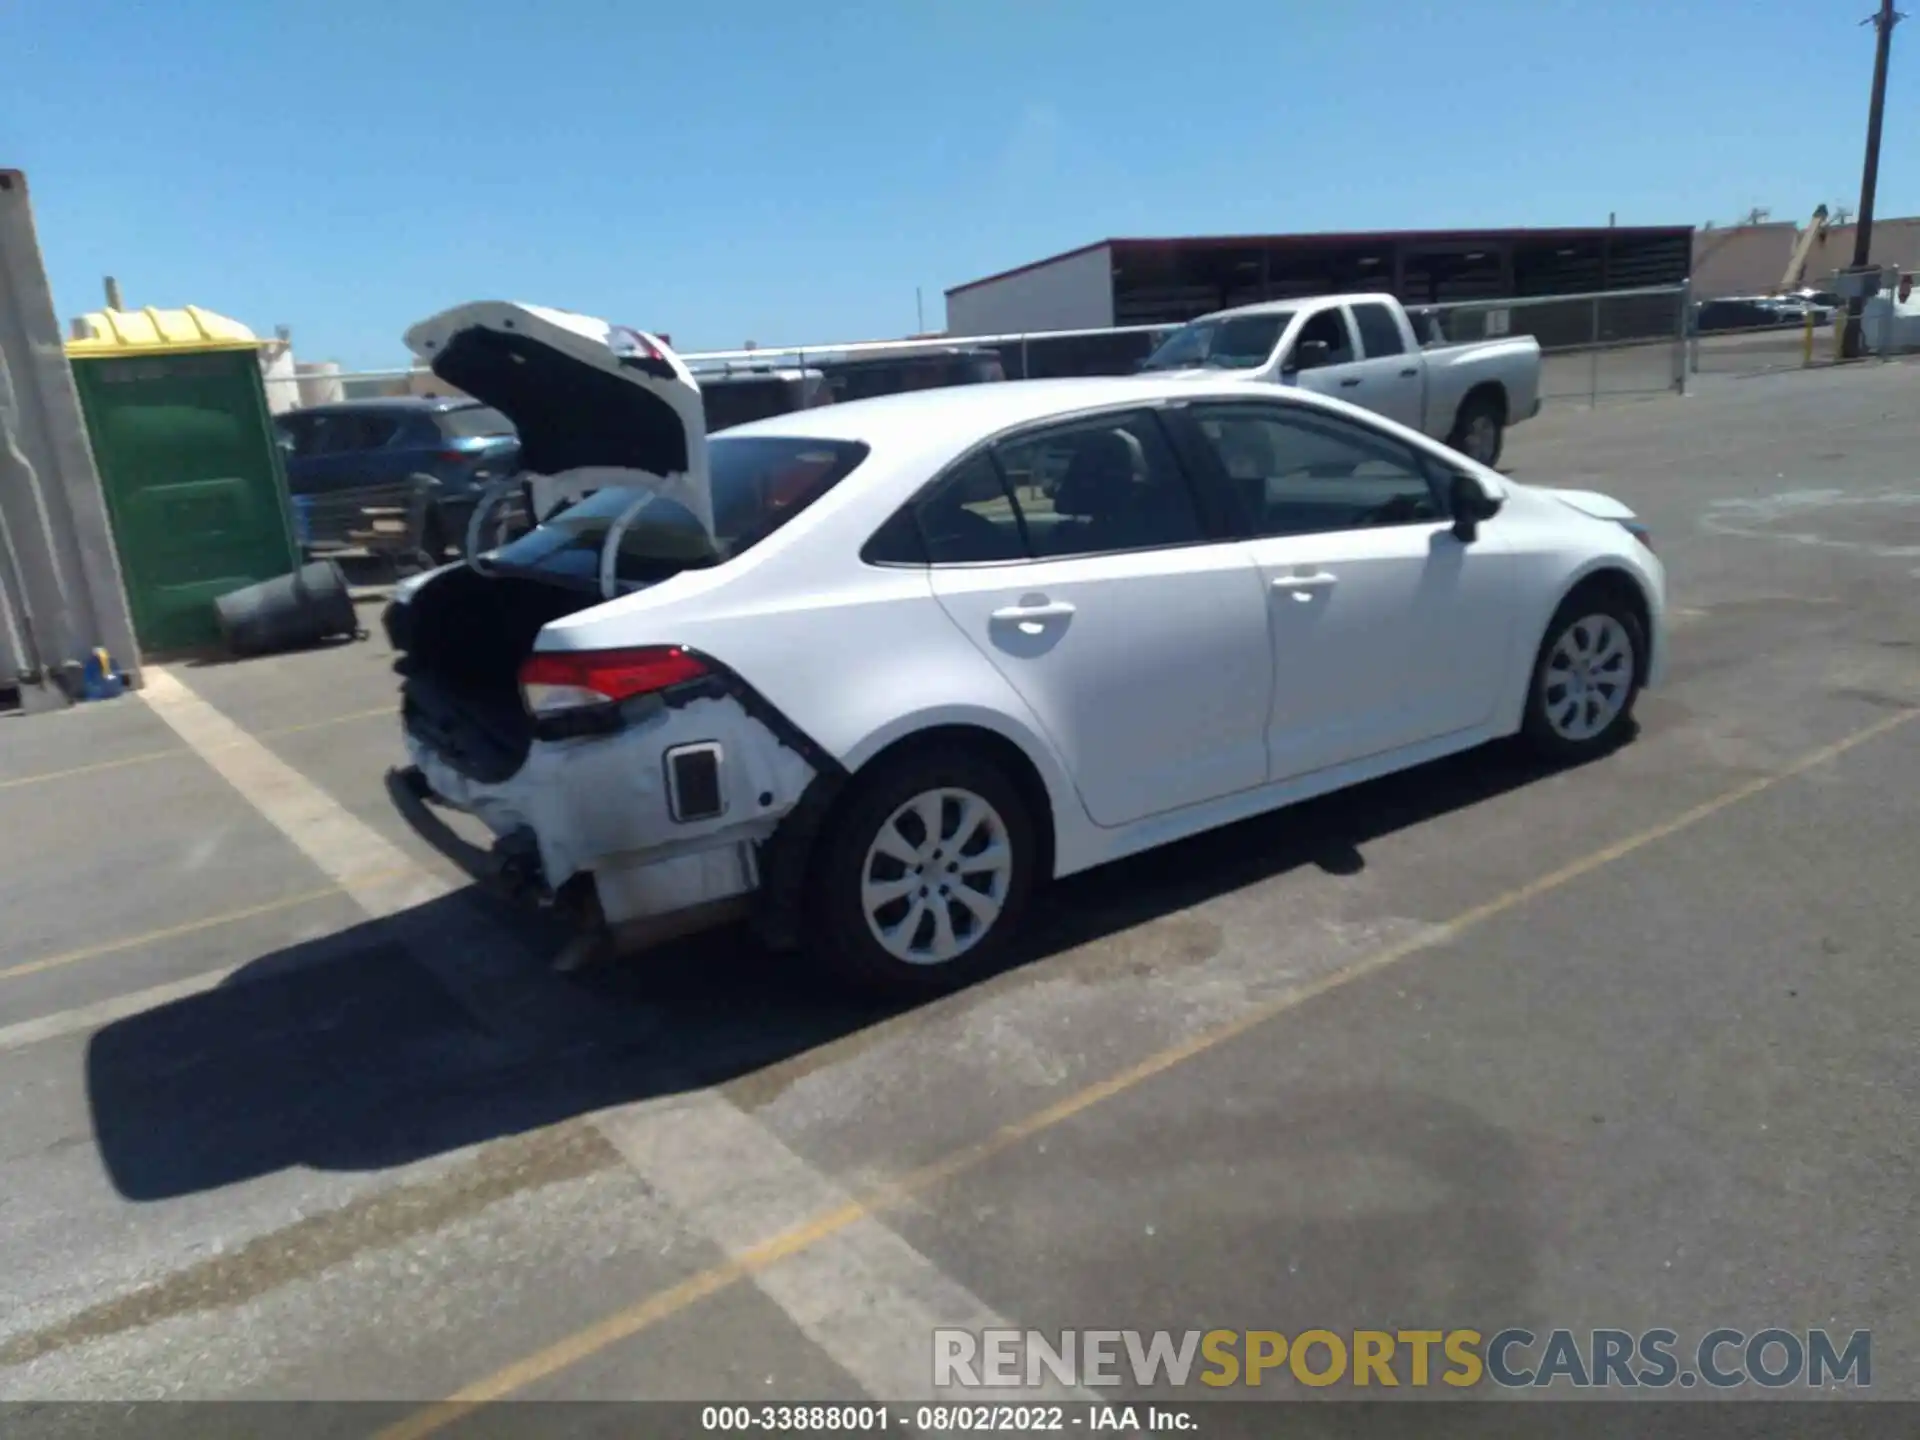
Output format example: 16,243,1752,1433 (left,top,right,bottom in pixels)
860,786,1014,965
1541,613,1635,741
